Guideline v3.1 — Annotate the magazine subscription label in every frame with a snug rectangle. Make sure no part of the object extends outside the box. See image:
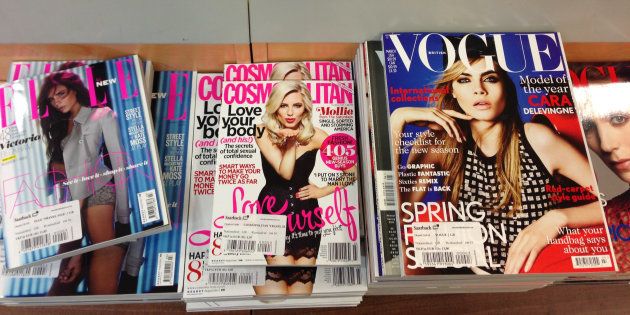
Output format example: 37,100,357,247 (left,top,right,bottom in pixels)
209,80,360,267
0,55,169,269
223,62,353,81
383,32,616,275
569,62,630,273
